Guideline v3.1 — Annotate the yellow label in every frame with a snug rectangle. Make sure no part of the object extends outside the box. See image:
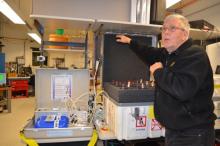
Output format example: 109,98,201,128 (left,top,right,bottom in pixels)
148,105,155,119
169,61,175,67
214,84,220,88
